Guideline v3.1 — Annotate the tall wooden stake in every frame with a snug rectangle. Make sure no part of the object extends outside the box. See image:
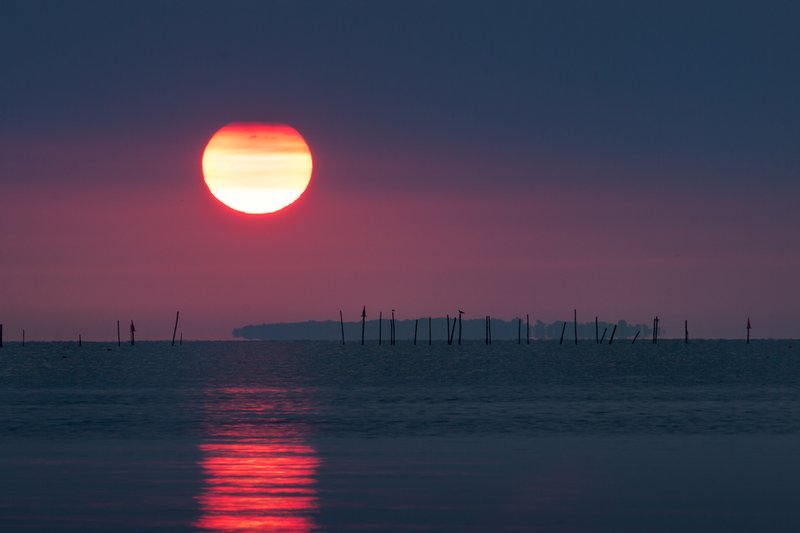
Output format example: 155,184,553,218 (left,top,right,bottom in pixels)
609,324,617,344
361,306,366,345
652,317,659,344
378,312,382,345
747,317,751,344
599,327,607,344
446,314,451,345
171,311,180,347
22,329,25,347
574,309,578,345
488,316,492,344
117,320,121,347
0,323,3,348
595,316,599,344
632,330,640,344
391,309,395,345
449,316,457,345
130,321,135,346
518,318,521,344
559,321,566,344
339,310,346,345
79,334,82,347
428,316,432,345
526,314,530,344
179,333,183,345
458,310,463,345
685,320,688,344
485,316,489,345
414,319,418,345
